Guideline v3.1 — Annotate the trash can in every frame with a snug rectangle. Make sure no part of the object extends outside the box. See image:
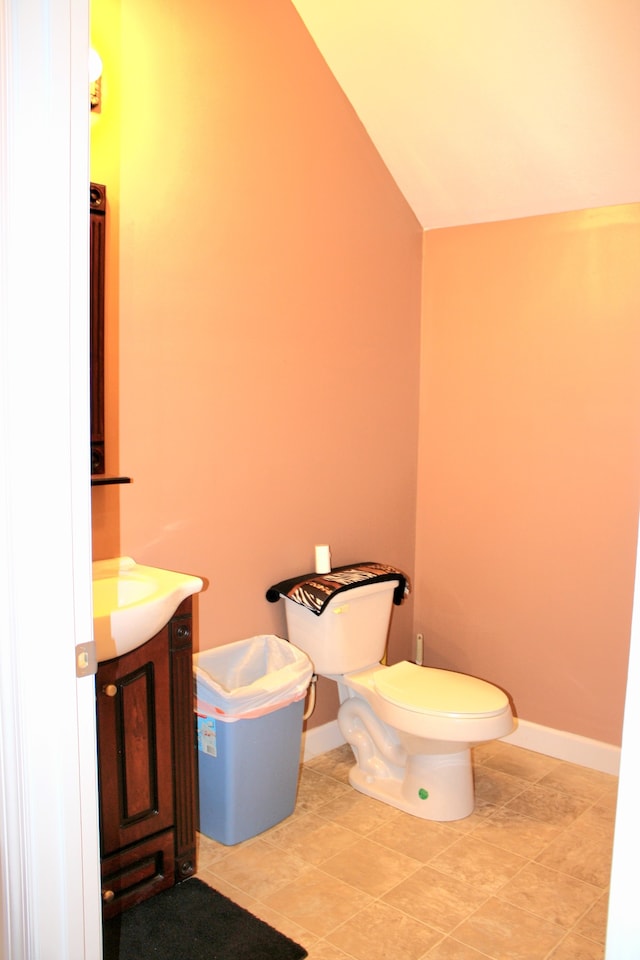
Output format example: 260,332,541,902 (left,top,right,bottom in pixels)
194,635,313,845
